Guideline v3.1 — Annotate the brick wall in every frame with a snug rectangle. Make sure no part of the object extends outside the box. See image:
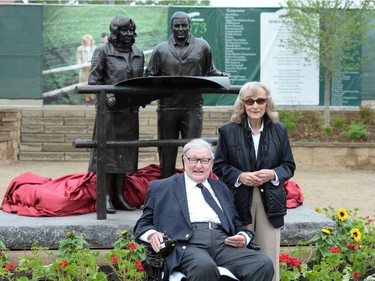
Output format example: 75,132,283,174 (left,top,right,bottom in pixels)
18,106,232,163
